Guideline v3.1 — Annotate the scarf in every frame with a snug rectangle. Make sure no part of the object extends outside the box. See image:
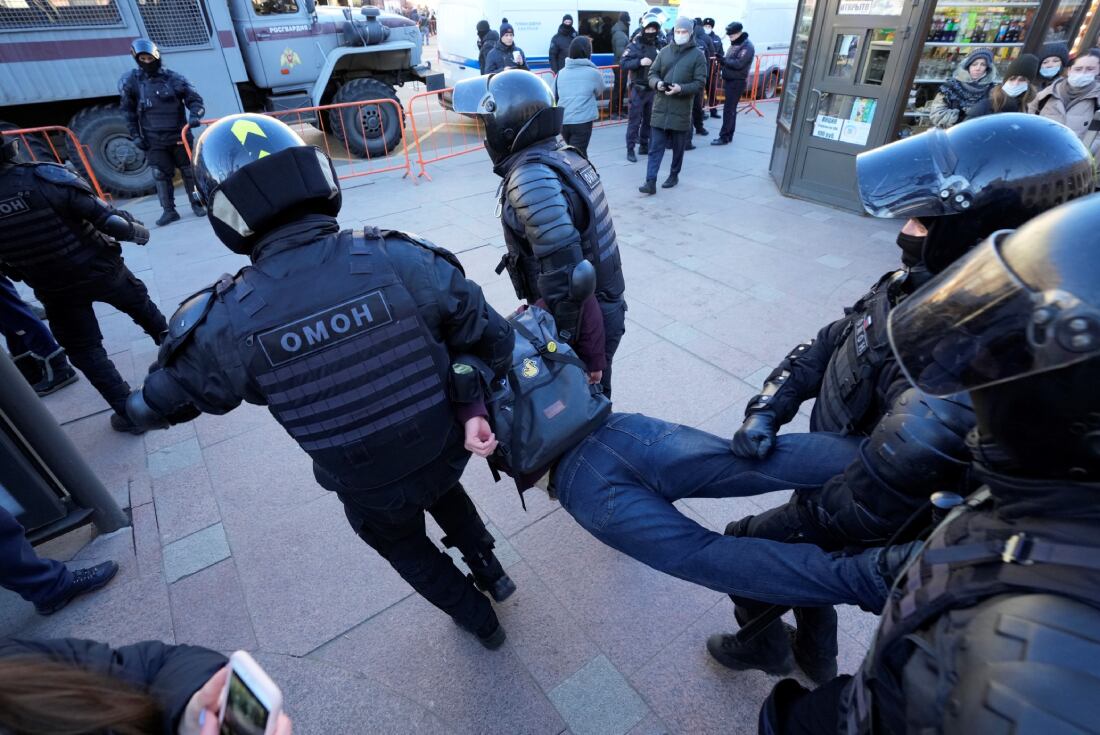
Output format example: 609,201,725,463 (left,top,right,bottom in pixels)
939,77,993,112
